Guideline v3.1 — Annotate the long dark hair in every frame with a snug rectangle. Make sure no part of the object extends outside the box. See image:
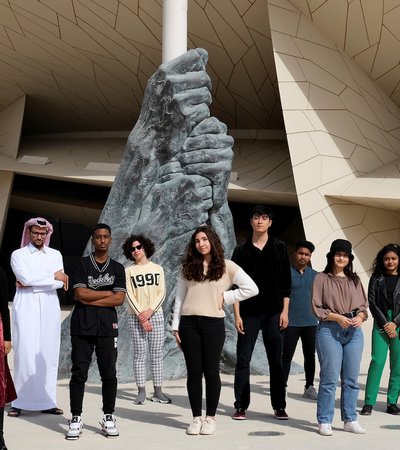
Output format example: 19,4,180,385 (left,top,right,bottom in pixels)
372,243,400,276
181,226,225,282
323,253,359,285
